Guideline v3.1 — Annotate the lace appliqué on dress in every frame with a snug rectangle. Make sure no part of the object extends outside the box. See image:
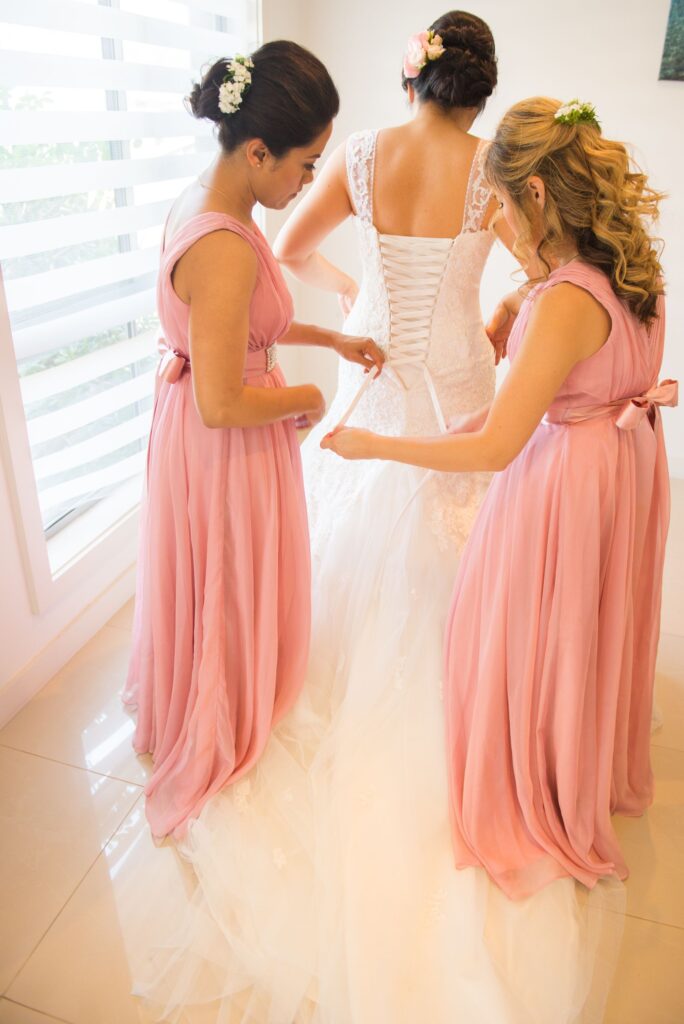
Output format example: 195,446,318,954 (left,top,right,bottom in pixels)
346,129,378,225
462,139,492,234
426,469,492,554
